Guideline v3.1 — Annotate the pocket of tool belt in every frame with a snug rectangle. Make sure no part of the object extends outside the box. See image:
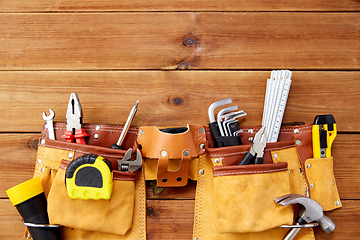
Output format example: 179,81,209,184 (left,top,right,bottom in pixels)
304,157,342,211
212,161,293,234
47,159,136,236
